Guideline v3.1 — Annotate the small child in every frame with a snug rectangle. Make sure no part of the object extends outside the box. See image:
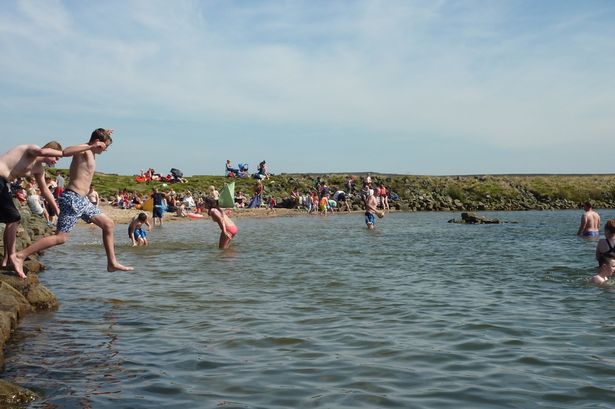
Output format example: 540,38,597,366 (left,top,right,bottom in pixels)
203,197,238,249
128,212,151,246
268,196,277,212
592,253,615,285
